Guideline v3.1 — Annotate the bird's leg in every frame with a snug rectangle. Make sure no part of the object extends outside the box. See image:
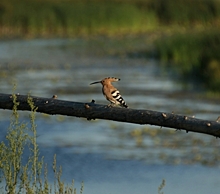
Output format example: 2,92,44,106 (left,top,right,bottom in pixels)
107,103,115,108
